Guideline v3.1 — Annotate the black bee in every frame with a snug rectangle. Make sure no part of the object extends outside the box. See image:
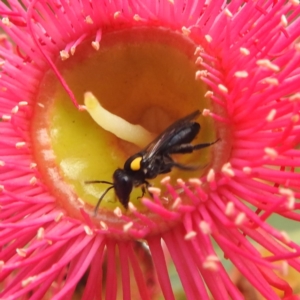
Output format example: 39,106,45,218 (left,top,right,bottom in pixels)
86,110,219,212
